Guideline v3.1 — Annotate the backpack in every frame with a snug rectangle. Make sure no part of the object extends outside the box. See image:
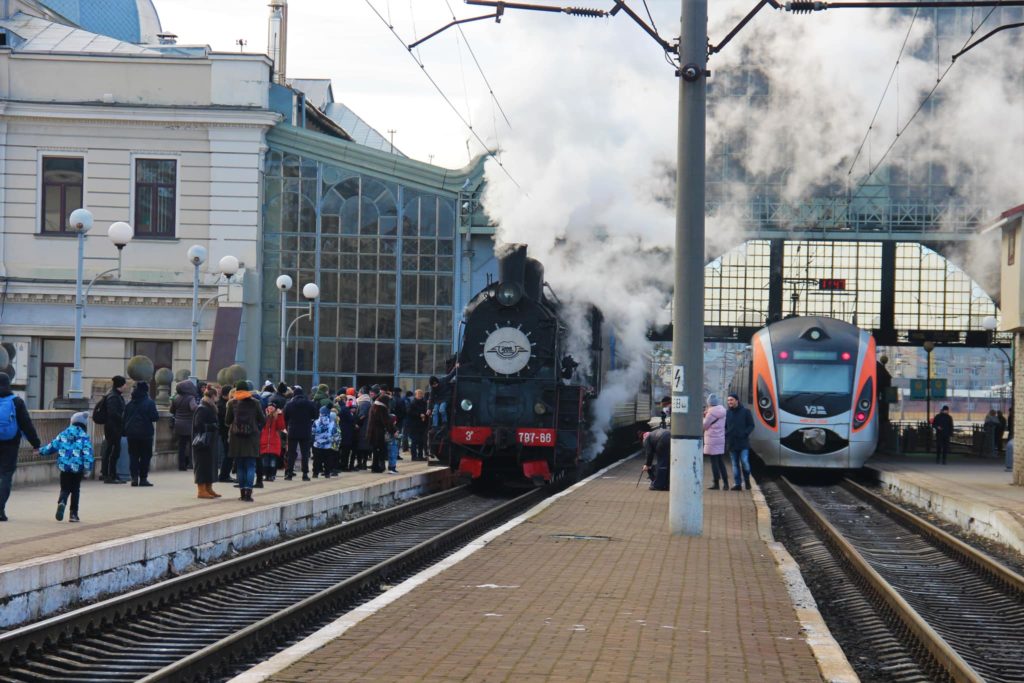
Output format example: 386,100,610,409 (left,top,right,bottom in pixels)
0,395,18,440
92,395,108,425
